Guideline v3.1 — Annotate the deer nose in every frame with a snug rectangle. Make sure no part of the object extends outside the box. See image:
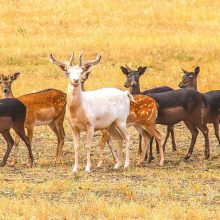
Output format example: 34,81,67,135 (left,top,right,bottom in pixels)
3,88,9,92
131,82,137,86
178,82,184,88
72,79,79,85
